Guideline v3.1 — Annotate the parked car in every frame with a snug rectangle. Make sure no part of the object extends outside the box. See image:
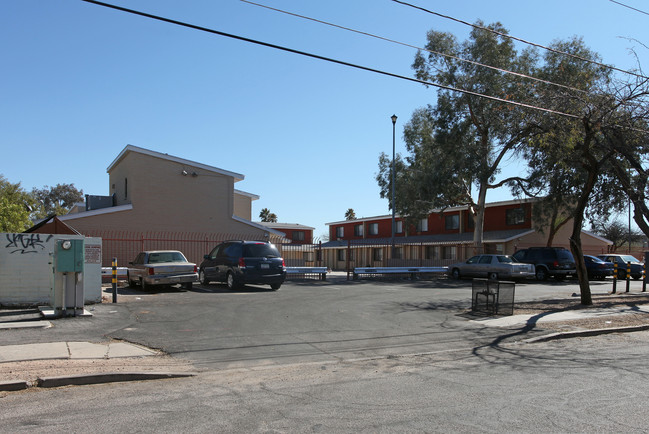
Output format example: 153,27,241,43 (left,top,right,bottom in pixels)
199,240,286,290
583,255,614,280
596,254,644,280
127,250,198,290
448,254,535,281
512,247,576,281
